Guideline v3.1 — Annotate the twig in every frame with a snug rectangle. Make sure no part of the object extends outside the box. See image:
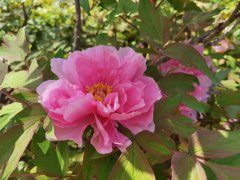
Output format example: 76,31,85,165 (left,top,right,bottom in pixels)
172,25,187,41
21,2,28,26
195,2,240,44
73,0,81,50
156,0,165,9
0,90,30,106
119,15,139,31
